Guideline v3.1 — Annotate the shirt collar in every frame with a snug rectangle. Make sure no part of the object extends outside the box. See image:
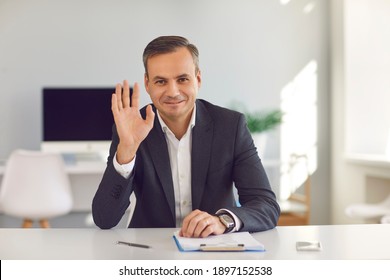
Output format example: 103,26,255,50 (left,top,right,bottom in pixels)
157,103,197,134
